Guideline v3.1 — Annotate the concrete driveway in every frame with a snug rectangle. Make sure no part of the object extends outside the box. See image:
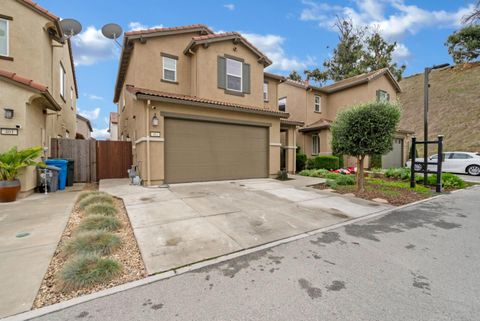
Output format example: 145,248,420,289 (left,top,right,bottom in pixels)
100,176,391,274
